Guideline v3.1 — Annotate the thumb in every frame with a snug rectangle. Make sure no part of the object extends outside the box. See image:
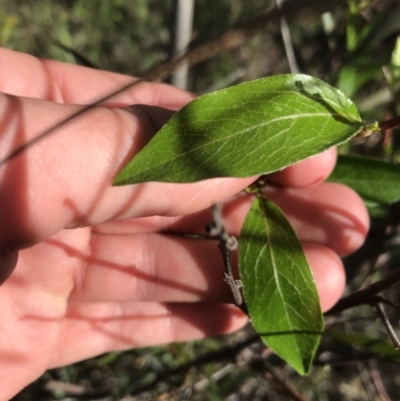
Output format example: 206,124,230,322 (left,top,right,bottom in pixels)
0,94,254,249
